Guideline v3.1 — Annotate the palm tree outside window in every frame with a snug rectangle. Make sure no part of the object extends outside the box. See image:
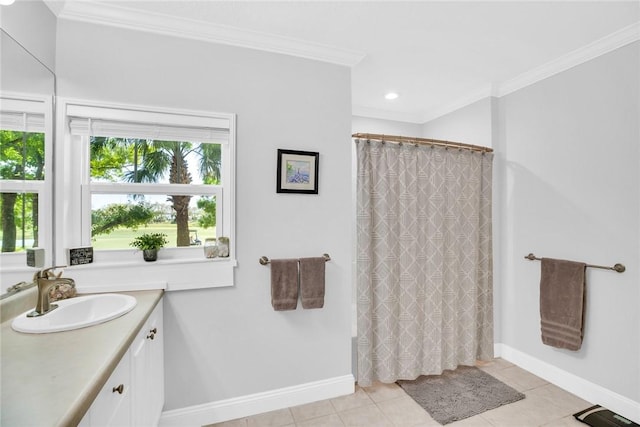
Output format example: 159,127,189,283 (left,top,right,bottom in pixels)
89,137,221,248
64,101,234,257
